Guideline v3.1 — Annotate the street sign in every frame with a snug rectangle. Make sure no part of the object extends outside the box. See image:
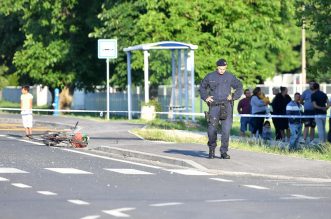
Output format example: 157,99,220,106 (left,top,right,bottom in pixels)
98,39,117,59
98,39,118,120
